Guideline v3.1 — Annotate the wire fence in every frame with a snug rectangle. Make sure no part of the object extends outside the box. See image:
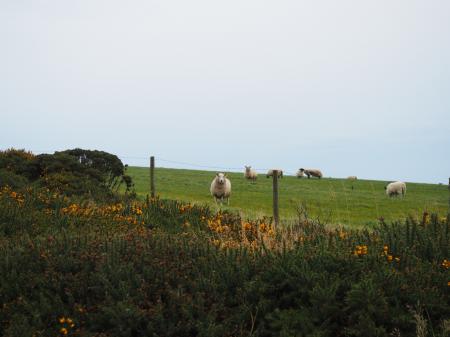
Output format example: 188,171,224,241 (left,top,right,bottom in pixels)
118,155,297,175
2,148,449,223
